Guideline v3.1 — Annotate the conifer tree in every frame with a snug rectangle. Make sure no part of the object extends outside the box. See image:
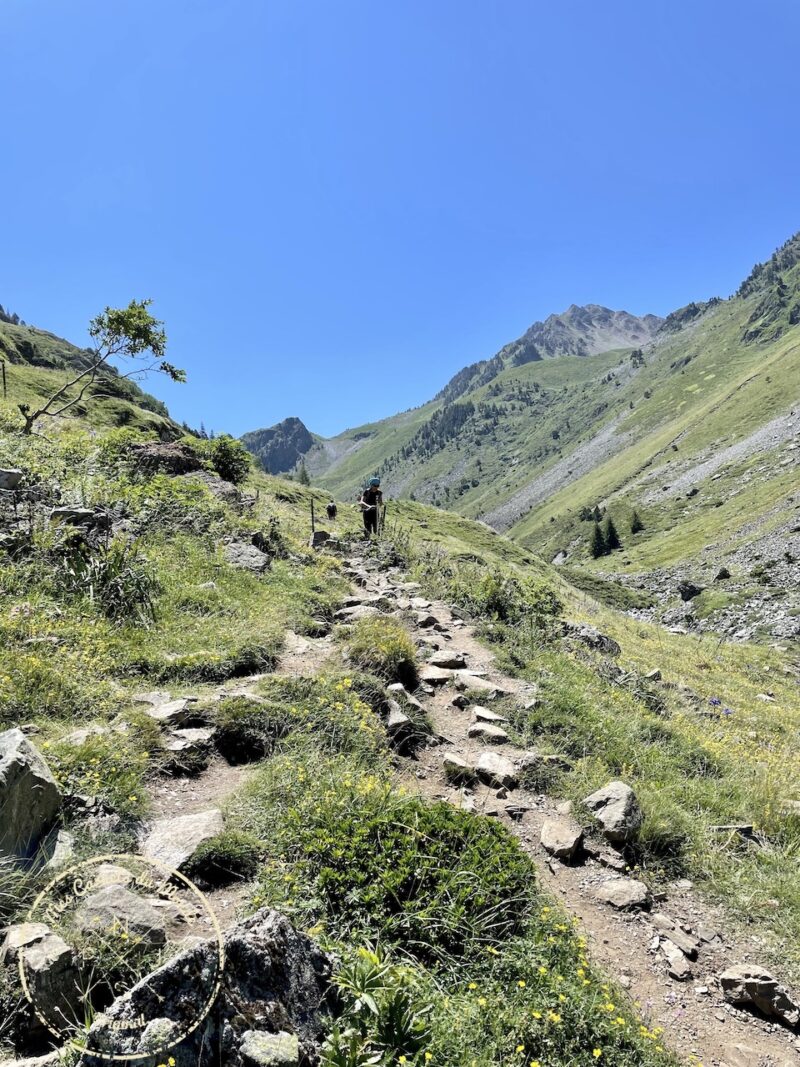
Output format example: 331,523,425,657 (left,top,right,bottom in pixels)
603,516,621,551
298,460,310,486
630,510,644,534
589,522,606,558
